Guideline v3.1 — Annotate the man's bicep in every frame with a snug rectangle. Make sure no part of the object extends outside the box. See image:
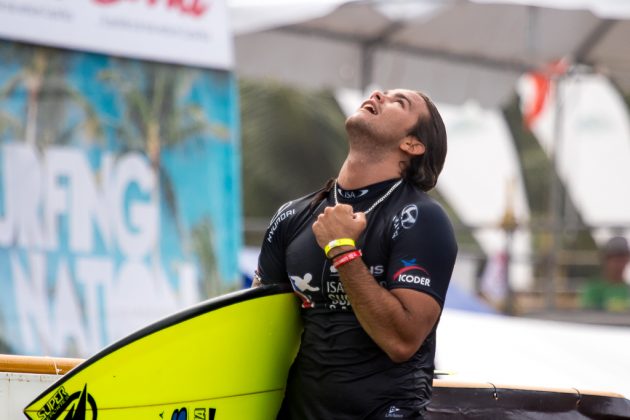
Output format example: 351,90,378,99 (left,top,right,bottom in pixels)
257,204,293,285
257,238,289,285
391,288,441,332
